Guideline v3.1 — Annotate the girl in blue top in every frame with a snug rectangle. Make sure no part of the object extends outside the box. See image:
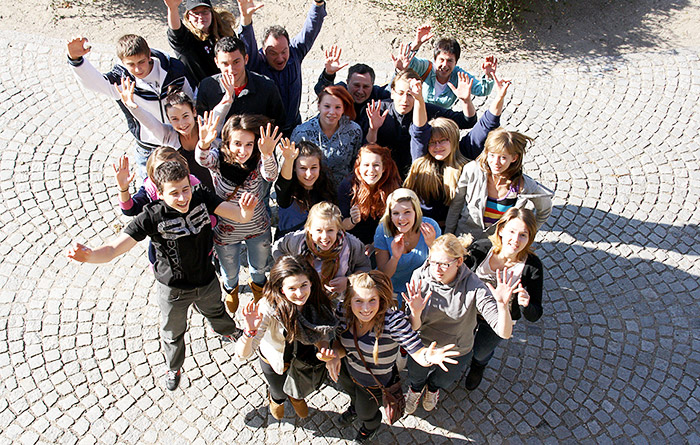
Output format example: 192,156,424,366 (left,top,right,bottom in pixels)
374,188,441,306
